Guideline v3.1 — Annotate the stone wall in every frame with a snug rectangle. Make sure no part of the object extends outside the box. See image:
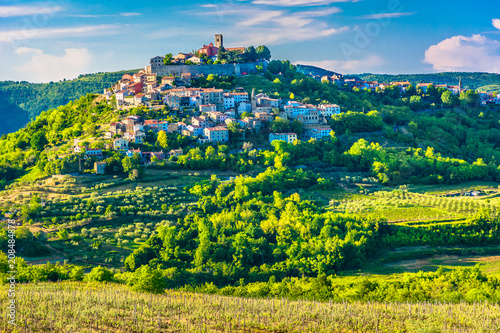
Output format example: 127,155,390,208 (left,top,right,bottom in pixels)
149,61,266,77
